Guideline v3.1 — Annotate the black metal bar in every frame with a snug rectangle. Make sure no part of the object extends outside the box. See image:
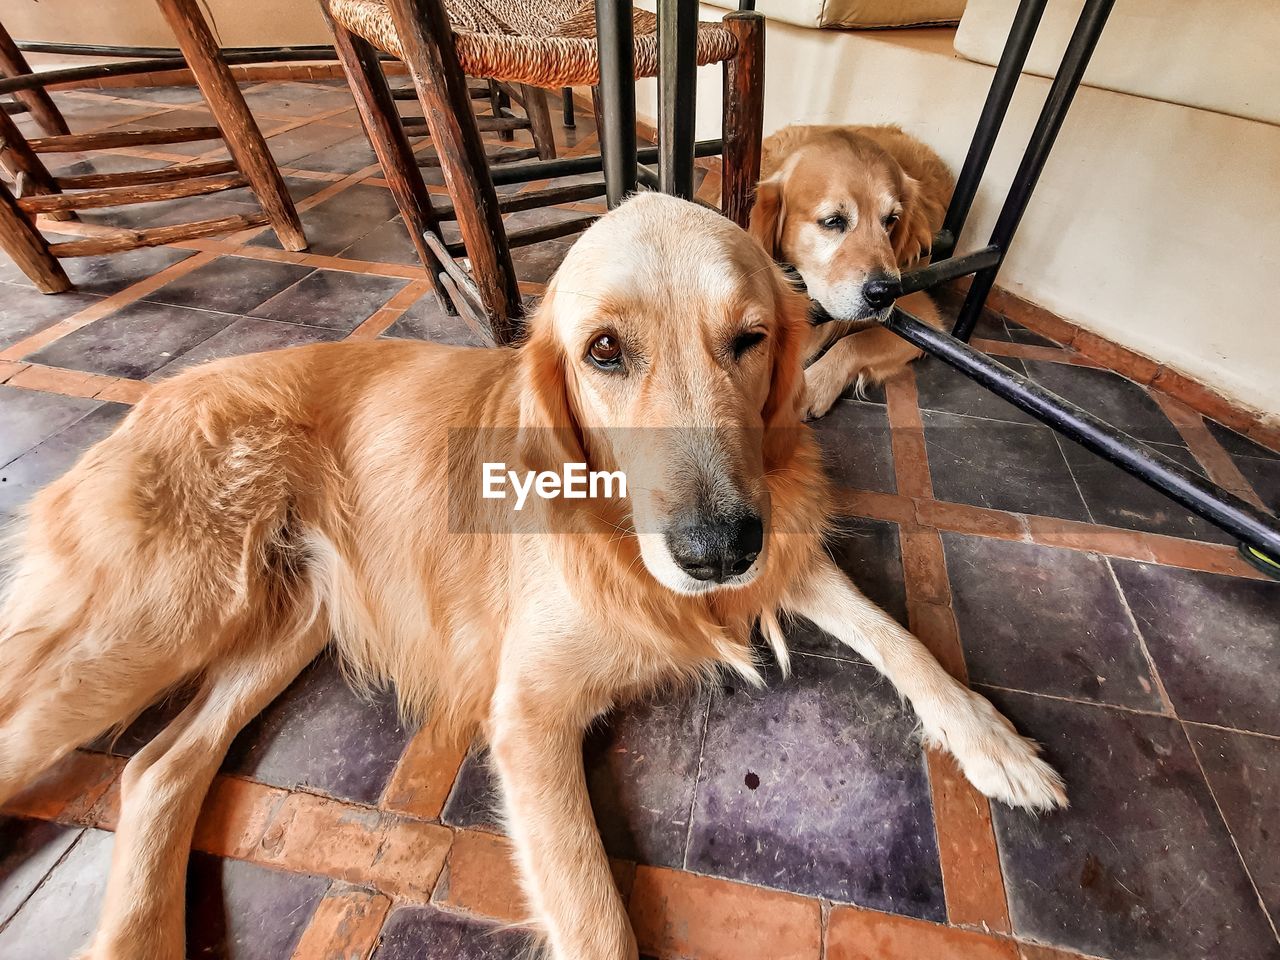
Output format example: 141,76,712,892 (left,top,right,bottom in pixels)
804,246,1001,326
658,0,698,198
488,137,722,186
595,0,638,207
637,163,661,189
561,87,576,127
737,0,757,9
952,0,1114,341
885,309,1280,559
933,0,1047,262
